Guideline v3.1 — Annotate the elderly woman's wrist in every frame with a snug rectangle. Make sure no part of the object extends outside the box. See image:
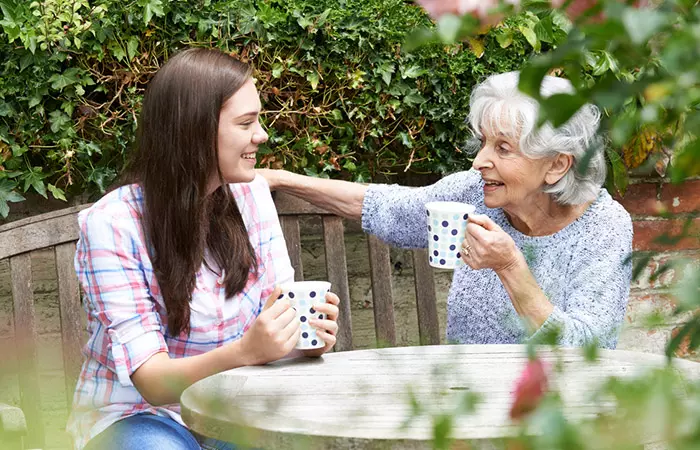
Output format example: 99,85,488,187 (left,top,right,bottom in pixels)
274,169,298,191
495,252,527,278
